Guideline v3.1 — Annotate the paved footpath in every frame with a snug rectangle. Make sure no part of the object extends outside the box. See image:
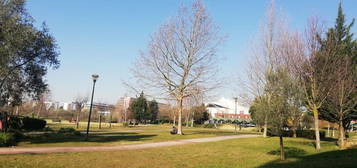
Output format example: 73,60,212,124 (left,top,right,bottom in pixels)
0,134,259,155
